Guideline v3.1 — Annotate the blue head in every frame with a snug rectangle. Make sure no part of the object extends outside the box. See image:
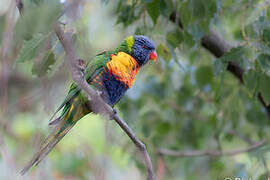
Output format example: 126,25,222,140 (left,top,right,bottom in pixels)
124,35,157,66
